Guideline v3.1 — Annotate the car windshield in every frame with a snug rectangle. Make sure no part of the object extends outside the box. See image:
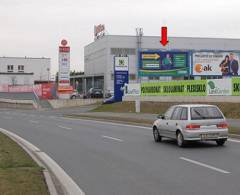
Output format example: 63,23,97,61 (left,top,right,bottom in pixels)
190,106,224,120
